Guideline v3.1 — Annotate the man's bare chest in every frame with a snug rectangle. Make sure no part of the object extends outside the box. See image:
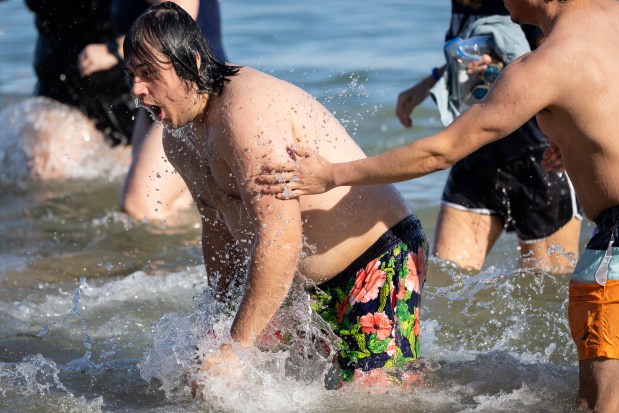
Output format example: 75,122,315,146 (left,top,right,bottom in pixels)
164,134,240,203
